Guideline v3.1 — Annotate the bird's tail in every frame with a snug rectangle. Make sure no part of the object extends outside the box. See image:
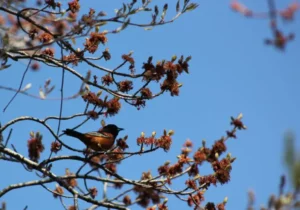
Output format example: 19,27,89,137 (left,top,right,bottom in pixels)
63,129,85,140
